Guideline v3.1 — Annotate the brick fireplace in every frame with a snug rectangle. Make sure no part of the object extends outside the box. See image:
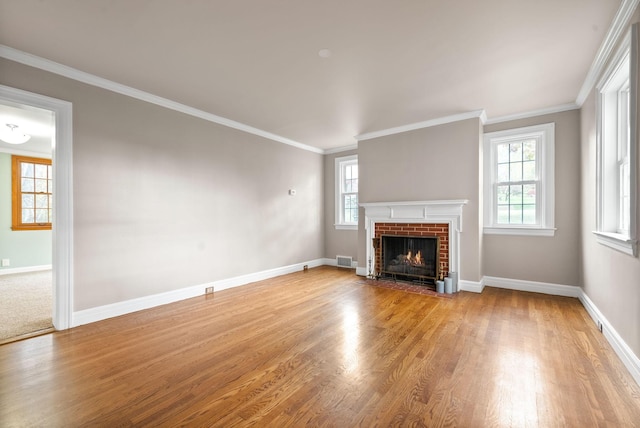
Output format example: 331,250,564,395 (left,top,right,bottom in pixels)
359,200,467,291
374,223,449,283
